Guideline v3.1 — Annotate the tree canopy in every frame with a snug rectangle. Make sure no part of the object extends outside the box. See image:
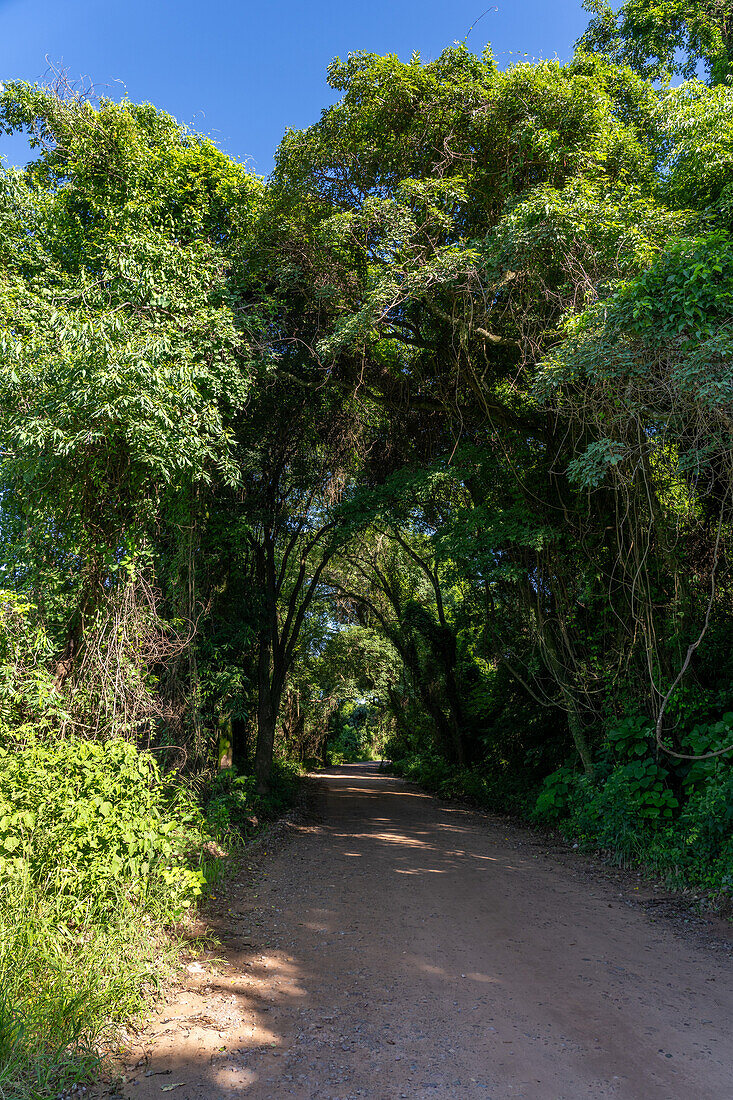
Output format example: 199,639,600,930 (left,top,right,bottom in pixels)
0,0,731,880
